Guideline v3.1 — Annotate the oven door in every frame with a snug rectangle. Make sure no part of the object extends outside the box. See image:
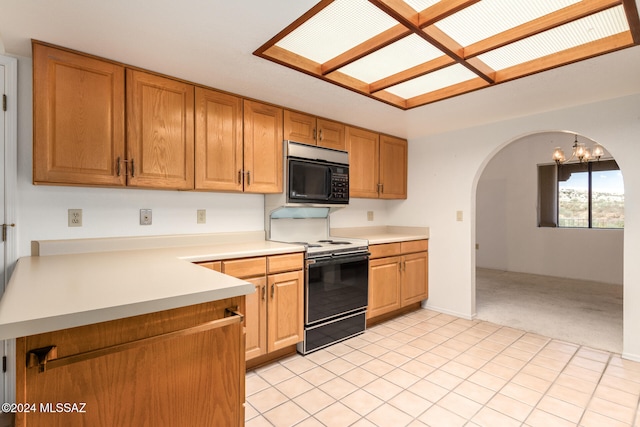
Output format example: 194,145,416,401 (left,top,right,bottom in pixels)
305,252,369,325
